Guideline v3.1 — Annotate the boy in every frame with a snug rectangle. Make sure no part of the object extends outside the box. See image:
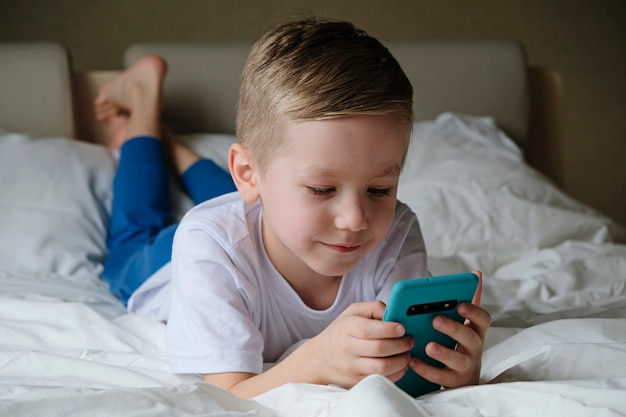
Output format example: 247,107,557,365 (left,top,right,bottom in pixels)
98,18,491,399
